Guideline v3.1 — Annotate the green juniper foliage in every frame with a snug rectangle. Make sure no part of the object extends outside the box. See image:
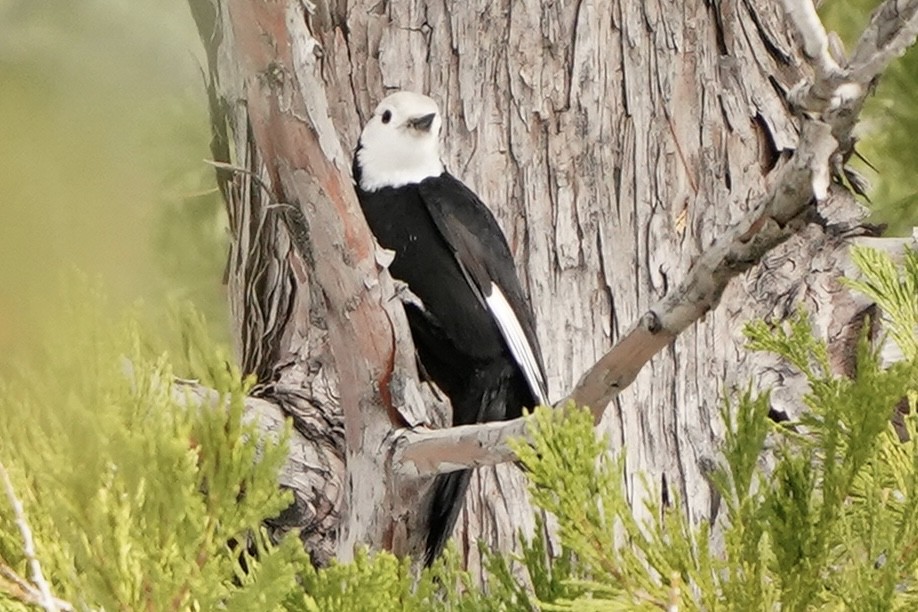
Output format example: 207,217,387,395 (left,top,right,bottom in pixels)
4,247,918,610
497,246,918,610
0,286,306,611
